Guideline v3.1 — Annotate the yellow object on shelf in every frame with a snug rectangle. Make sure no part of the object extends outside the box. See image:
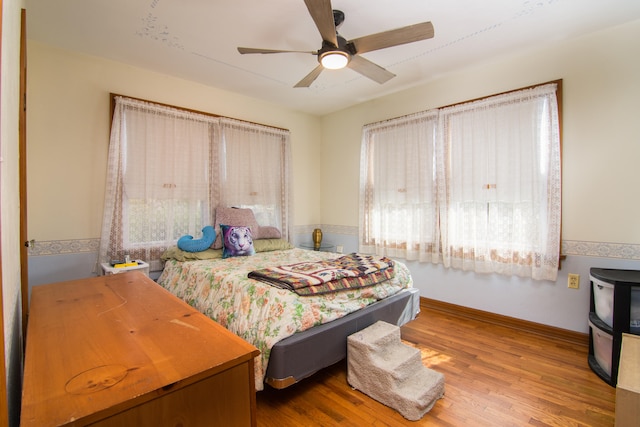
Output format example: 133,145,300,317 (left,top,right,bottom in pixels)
113,262,138,268
101,261,150,277
312,228,323,250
